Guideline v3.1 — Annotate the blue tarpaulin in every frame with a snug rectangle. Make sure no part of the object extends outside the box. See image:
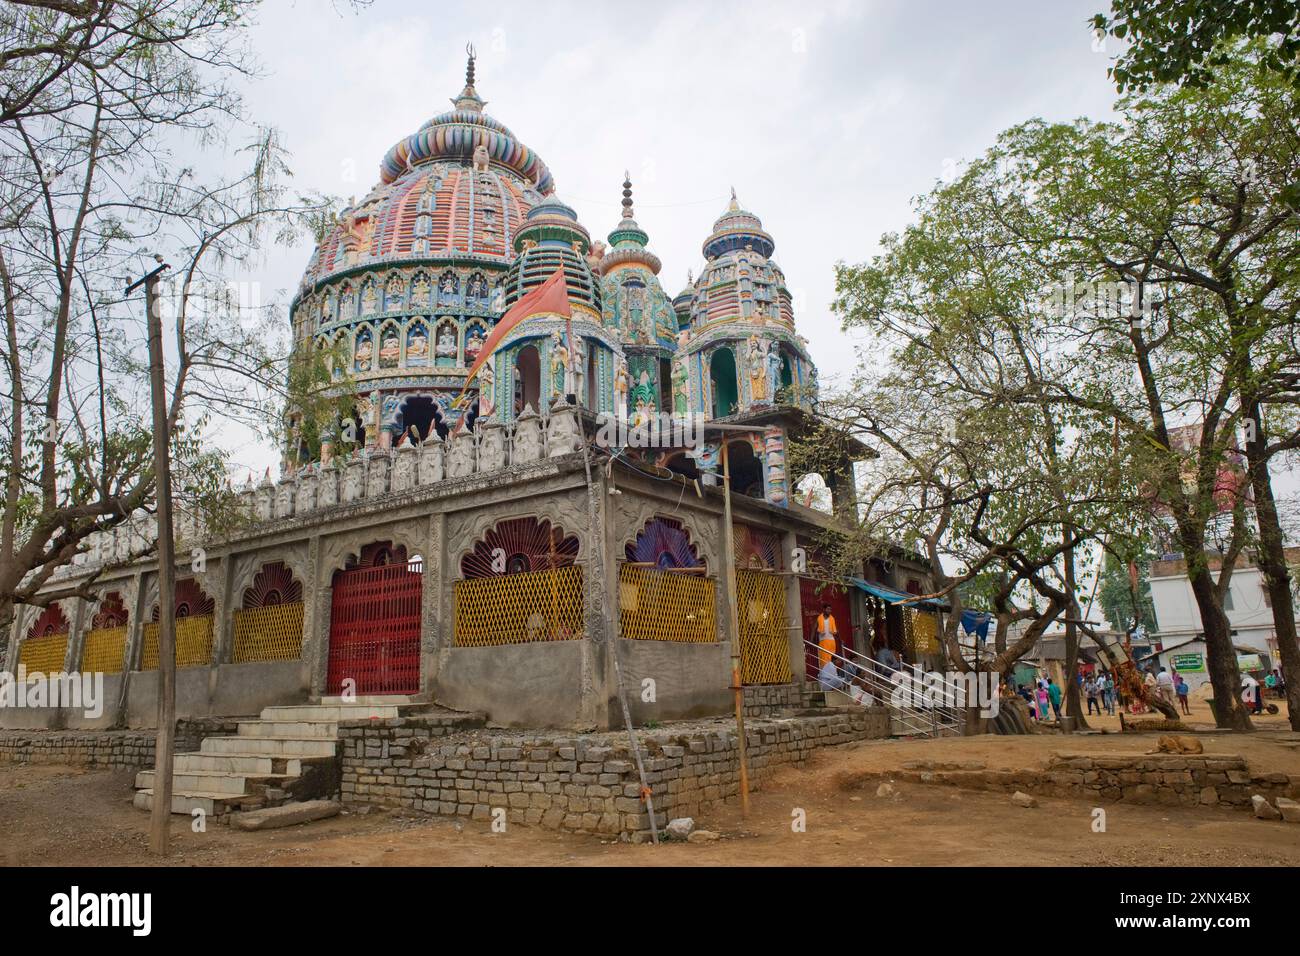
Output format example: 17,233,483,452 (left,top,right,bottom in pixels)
849,578,946,608
961,609,993,641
